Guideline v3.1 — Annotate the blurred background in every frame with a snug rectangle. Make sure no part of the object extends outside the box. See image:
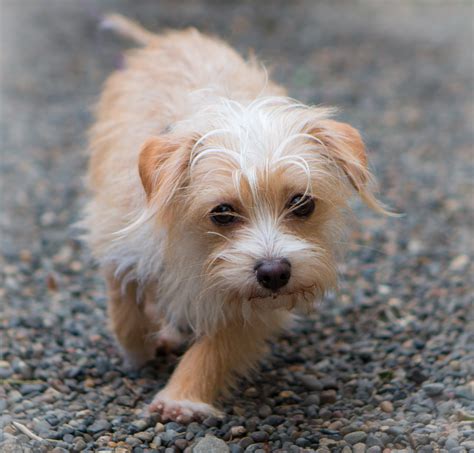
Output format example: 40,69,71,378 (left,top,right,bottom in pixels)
1,1,473,452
